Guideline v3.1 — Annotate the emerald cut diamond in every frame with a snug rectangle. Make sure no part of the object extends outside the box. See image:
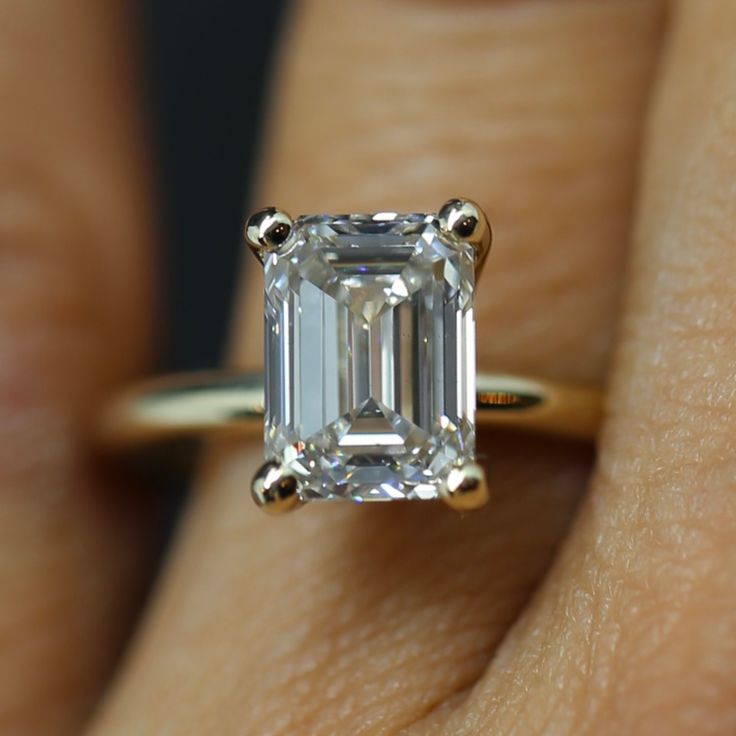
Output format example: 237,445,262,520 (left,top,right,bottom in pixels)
263,212,476,502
